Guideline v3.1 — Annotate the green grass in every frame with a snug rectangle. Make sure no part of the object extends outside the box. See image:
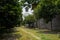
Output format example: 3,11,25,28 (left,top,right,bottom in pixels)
13,26,60,40
21,27,60,40
14,27,37,40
